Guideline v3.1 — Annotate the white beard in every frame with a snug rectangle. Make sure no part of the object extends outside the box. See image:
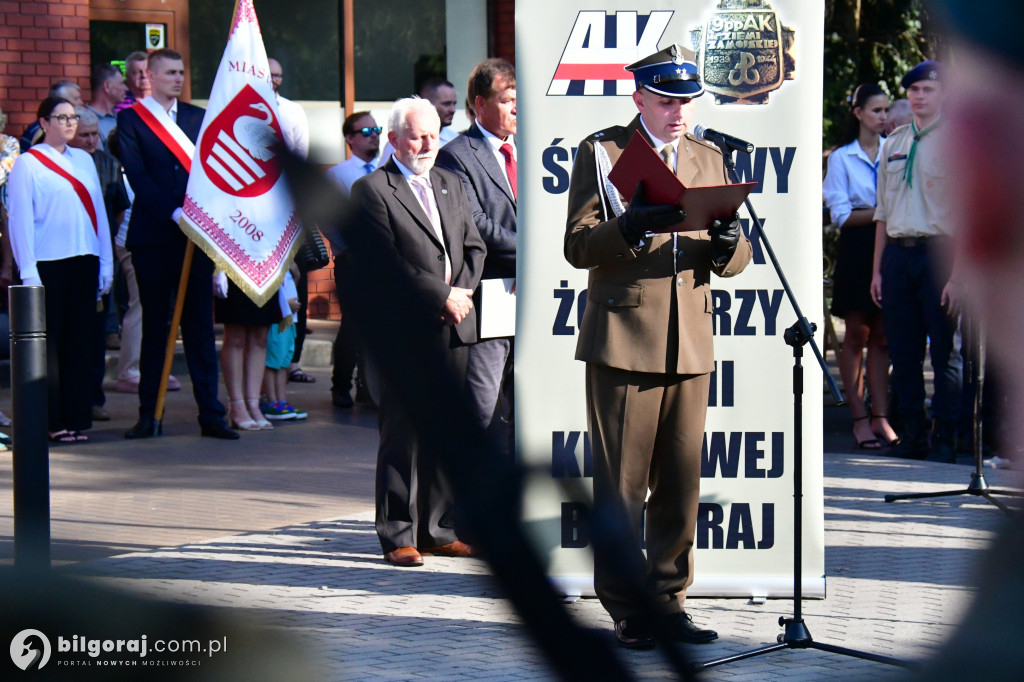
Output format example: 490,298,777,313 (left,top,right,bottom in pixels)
403,153,436,175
